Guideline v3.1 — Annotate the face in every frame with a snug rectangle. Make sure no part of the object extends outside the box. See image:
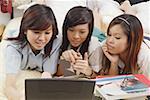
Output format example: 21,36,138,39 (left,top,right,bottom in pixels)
67,23,89,47
26,26,53,52
106,24,128,55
